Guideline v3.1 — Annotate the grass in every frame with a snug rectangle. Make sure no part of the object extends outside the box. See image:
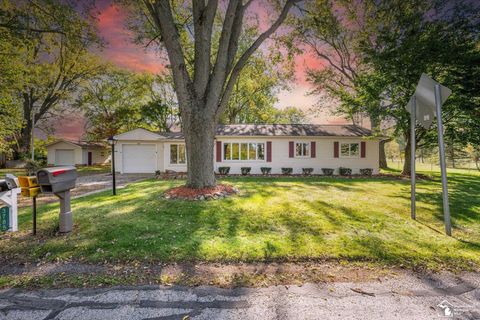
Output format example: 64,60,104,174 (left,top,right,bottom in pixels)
0,165,109,178
1,165,479,273
0,168,27,178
